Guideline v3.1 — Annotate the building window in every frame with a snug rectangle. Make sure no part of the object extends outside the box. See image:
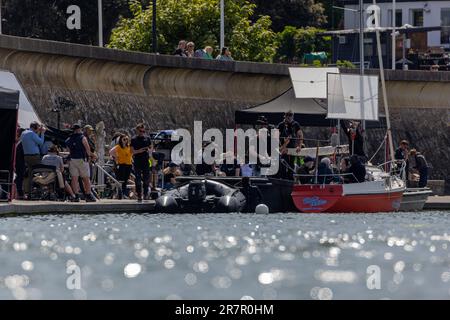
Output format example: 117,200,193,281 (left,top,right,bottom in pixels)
441,8,450,44
388,9,403,27
411,9,423,27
